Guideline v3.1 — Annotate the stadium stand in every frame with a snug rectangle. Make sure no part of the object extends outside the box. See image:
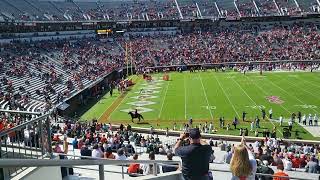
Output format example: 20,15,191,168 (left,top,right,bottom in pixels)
0,0,319,21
